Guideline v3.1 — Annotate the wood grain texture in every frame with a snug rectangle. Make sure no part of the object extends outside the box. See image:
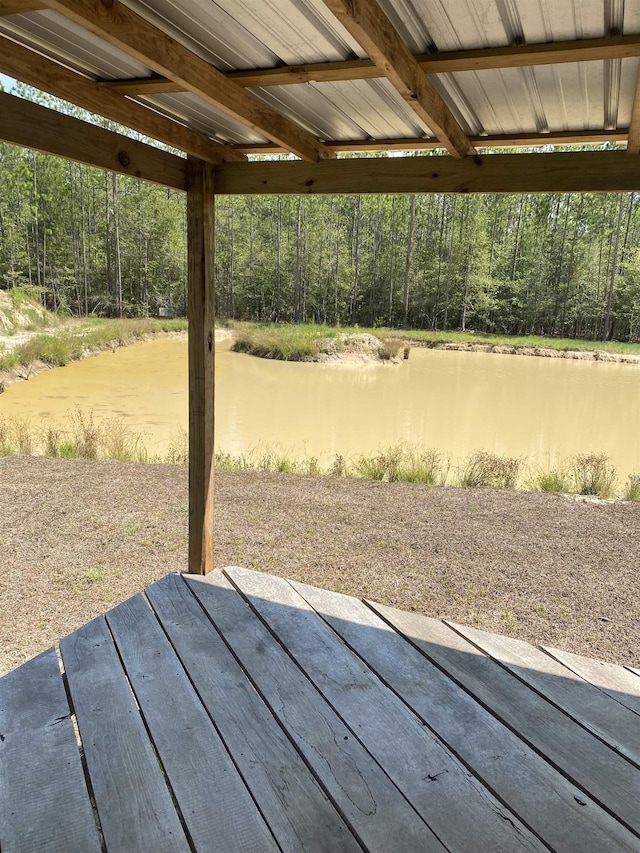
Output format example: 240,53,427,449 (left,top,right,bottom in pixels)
0,0,44,13
450,622,640,768
367,602,640,839
145,572,361,853
105,591,278,852
0,648,101,853
0,92,187,189
226,567,541,853
43,0,334,161
215,151,640,195
186,569,442,852
187,158,215,574
290,580,639,853
321,0,474,158
0,36,243,164
101,35,640,92
226,35,640,86
59,616,189,852
543,645,640,716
